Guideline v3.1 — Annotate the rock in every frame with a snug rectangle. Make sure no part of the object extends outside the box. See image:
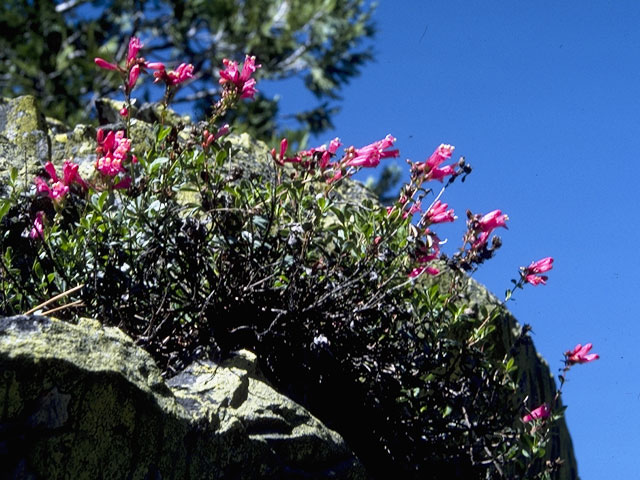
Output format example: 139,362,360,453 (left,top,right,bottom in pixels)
0,96,50,192
0,315,366,480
